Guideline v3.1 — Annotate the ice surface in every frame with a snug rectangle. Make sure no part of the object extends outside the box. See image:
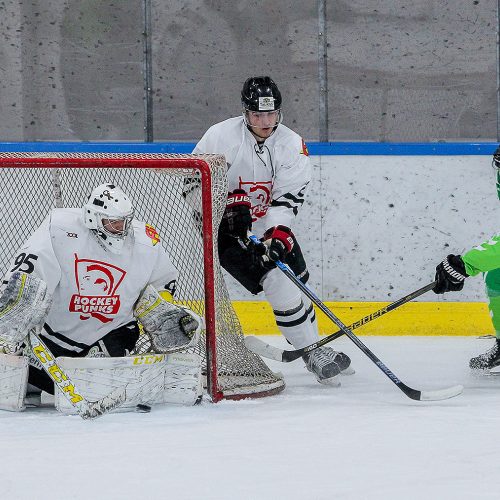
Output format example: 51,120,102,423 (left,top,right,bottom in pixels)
0,335,498,500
